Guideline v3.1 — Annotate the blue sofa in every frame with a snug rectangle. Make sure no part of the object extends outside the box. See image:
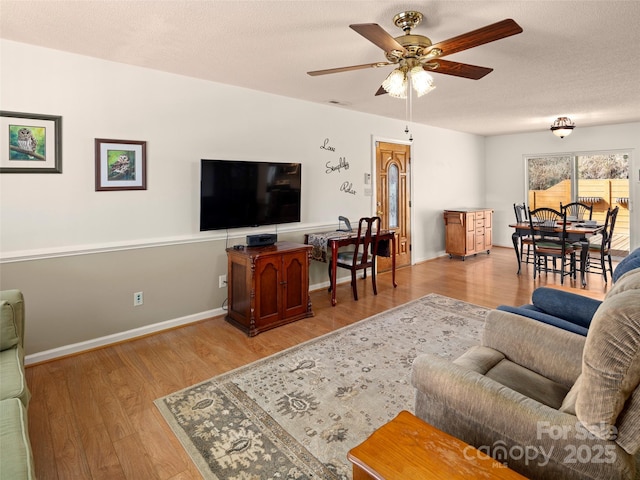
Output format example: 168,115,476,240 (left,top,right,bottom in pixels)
498,247,640,336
